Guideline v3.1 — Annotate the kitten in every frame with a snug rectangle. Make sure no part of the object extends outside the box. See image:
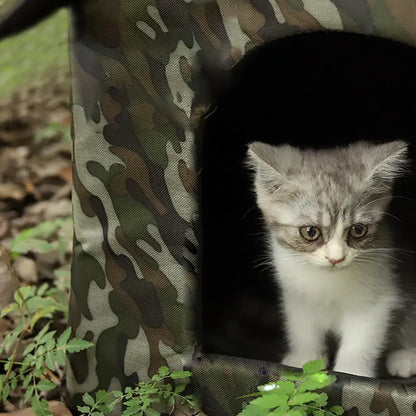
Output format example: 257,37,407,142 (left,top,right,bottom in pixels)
246,140,413,378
